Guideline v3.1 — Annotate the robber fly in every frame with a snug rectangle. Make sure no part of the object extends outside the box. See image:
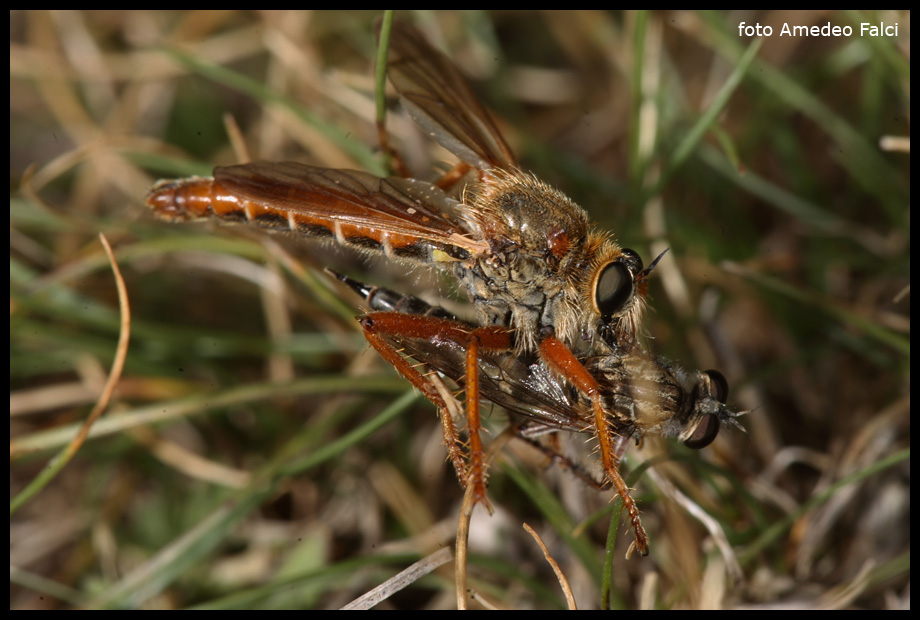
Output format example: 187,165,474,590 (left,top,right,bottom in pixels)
329,270,743,557
147,22,668,554
332,269,740,450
